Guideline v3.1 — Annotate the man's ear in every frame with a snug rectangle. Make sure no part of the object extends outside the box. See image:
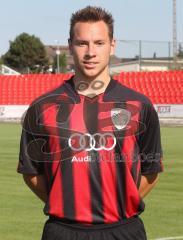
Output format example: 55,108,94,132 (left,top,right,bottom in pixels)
110,39,116,56
68,39,73,55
